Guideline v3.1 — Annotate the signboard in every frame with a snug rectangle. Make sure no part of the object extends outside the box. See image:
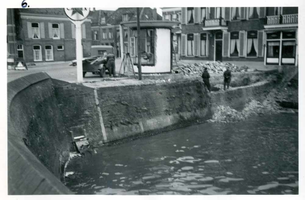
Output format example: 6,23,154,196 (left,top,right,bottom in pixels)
64,8,90,21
